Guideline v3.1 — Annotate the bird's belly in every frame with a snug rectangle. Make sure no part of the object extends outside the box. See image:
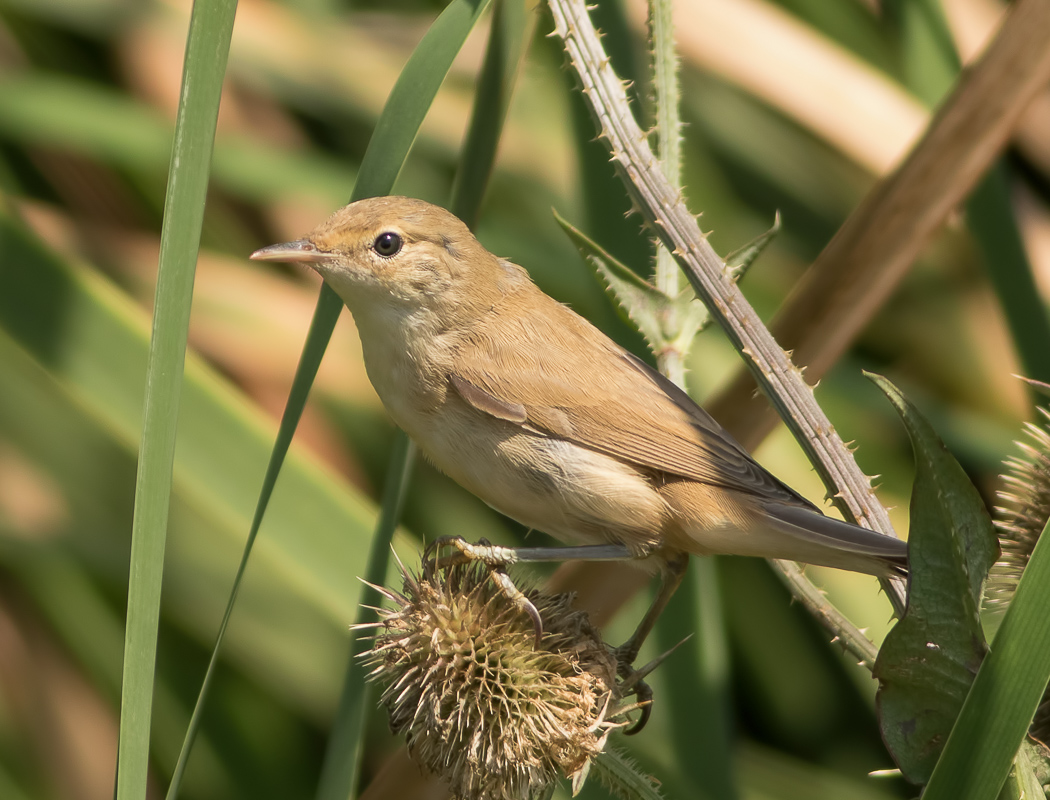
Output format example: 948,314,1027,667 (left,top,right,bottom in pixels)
420,425,668,555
